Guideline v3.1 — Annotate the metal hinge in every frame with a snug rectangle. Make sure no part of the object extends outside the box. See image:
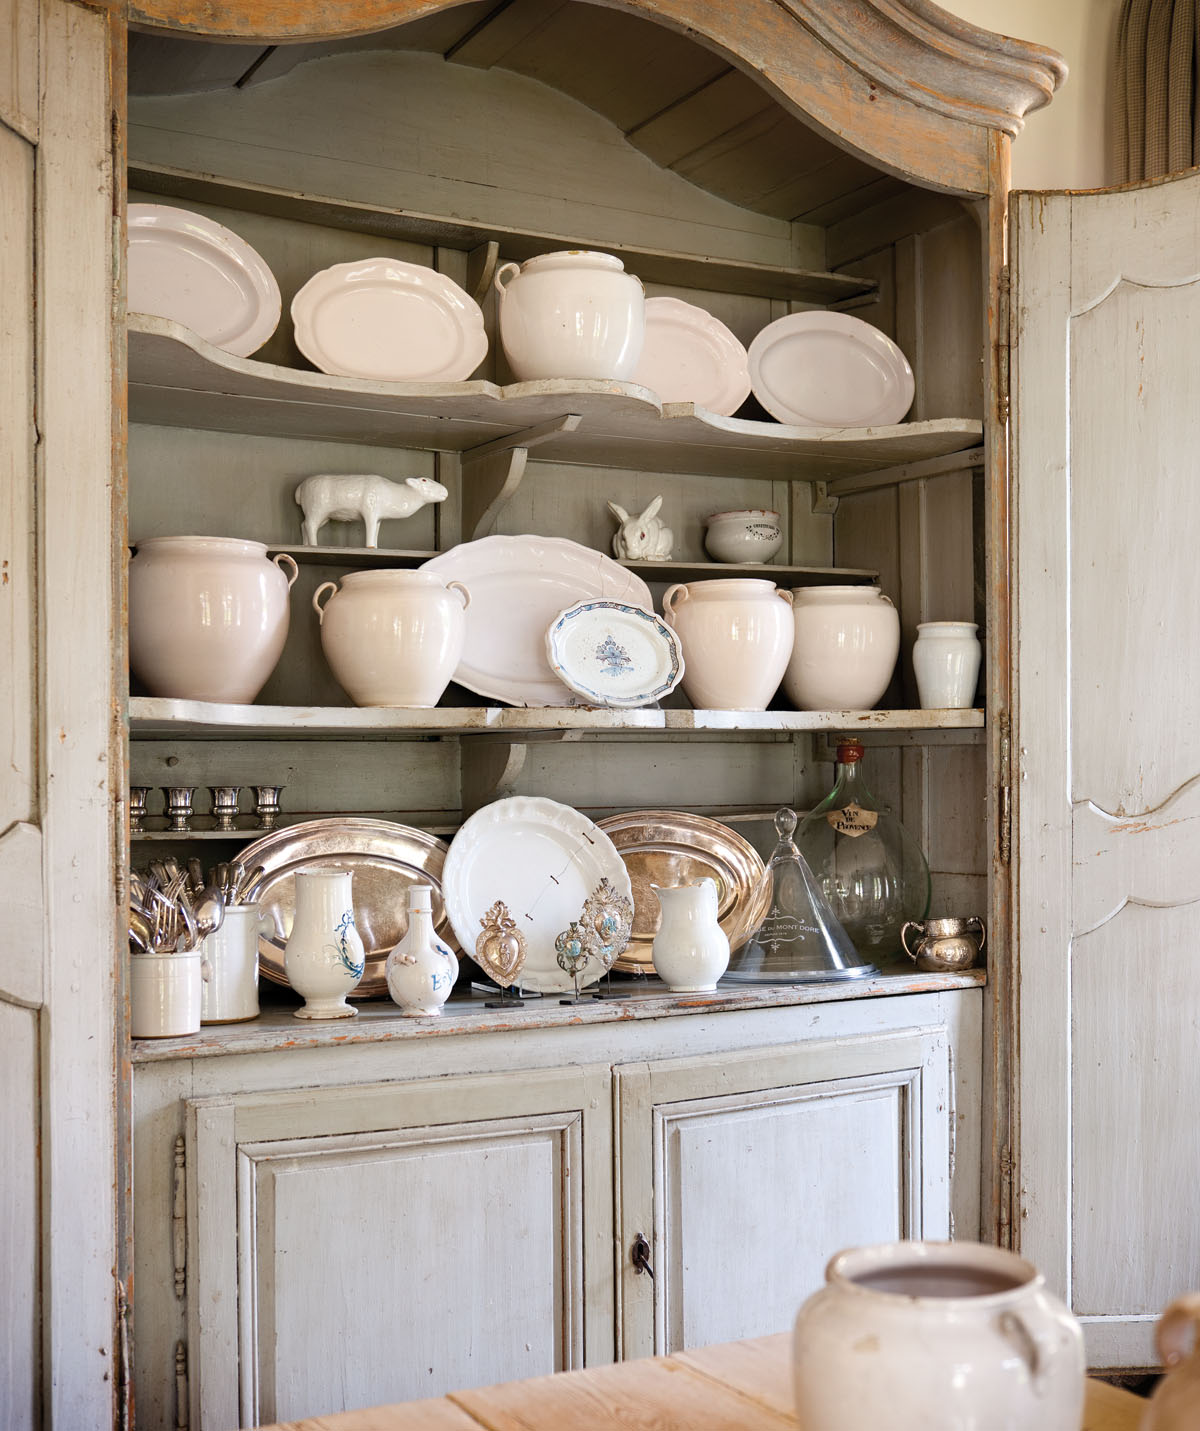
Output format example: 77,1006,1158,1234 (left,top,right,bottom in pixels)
117,1280,132,1431
173,1134,187,1299
997,1143,1014,1247
946,1042,957,1239
998,709,1012,866
996,263,1011,424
